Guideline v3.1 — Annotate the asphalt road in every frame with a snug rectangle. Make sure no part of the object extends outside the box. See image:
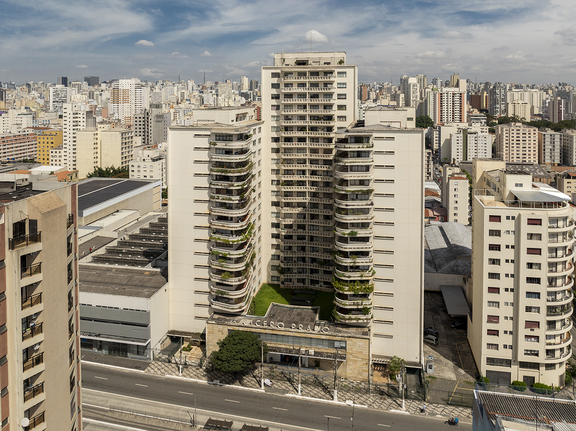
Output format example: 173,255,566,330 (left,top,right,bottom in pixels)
82,363,472,431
